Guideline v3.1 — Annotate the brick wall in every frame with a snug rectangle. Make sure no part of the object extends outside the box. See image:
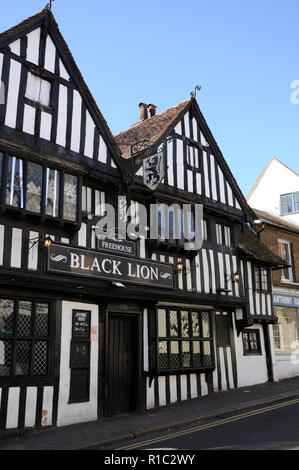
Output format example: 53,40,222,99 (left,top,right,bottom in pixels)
258,224,299,288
